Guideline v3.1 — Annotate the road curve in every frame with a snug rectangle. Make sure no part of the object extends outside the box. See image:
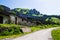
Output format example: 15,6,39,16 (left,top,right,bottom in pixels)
13,28,58,40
